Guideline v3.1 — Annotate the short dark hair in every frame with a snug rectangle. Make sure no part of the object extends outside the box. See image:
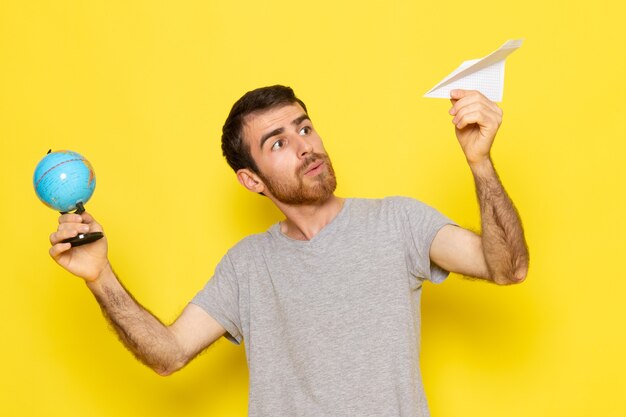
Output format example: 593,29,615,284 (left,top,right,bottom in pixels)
221,85,308,173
